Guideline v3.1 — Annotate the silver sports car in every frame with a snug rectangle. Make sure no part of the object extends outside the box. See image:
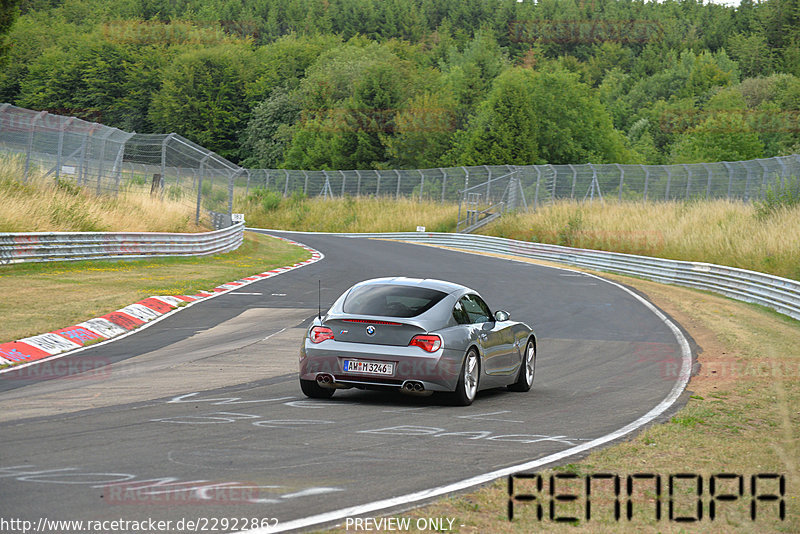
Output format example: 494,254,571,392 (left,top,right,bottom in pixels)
299,277,537,405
